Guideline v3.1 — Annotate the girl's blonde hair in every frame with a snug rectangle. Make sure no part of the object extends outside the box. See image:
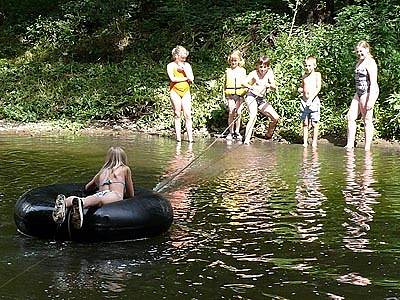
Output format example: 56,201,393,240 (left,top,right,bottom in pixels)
227,50,245,67
171,45,189,60
256,56,270,67
355,40,372,54
306,55,317,66
101,146,129,175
